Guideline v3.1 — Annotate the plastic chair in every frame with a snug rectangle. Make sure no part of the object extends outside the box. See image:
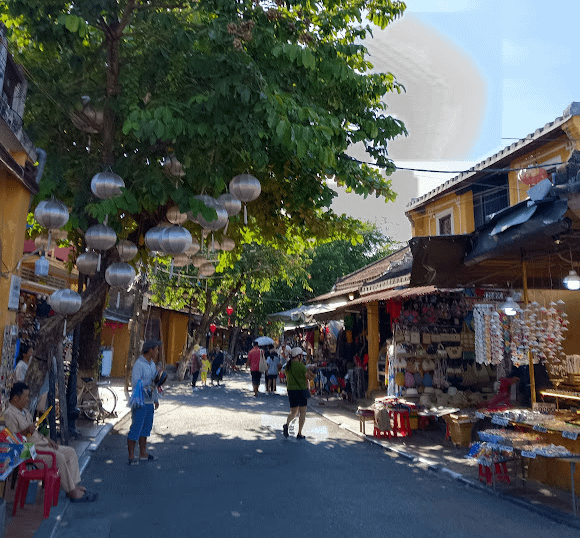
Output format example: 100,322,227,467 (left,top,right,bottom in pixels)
389,409,412,437
13,450,61,519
